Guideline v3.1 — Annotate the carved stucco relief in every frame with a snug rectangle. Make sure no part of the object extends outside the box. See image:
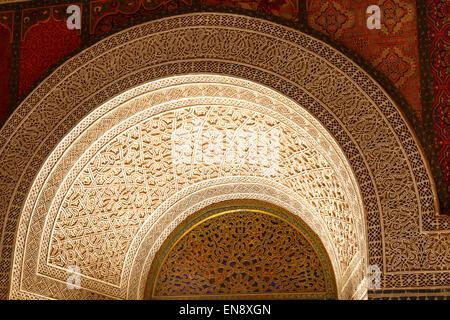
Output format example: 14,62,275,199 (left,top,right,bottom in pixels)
0,13,447,299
